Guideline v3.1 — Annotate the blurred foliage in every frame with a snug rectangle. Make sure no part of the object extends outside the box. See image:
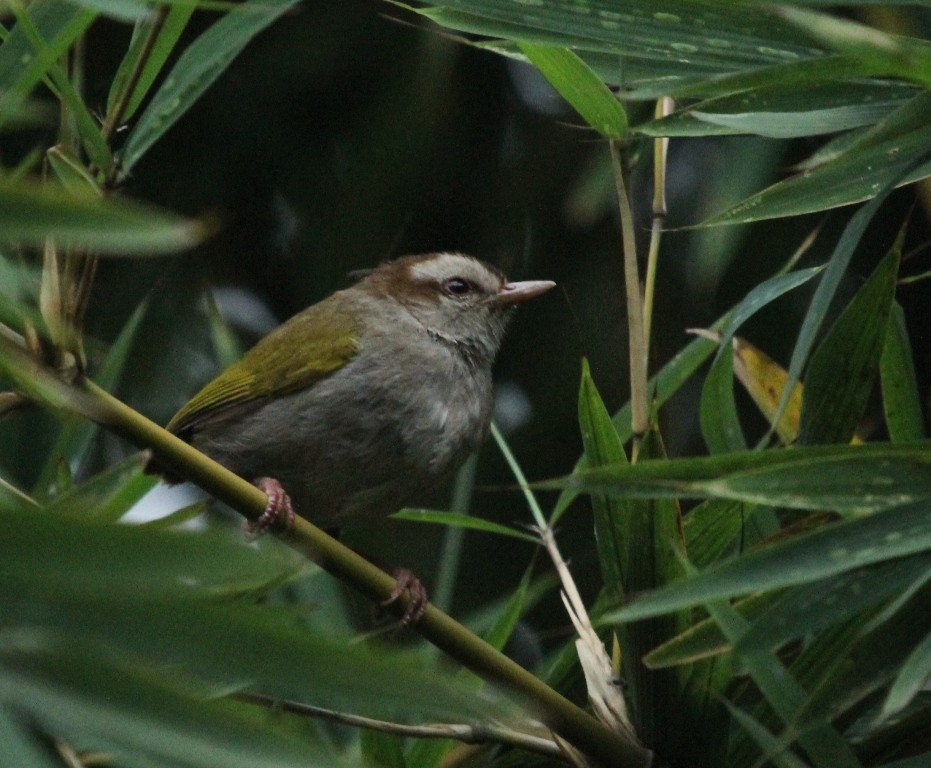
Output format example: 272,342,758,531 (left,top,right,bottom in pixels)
3,0,931,766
